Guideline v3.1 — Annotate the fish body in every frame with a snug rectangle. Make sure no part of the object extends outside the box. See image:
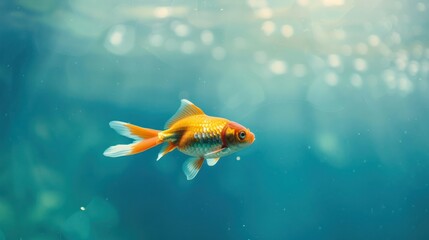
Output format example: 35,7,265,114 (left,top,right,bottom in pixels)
162,115,227,157
103,99,255,180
